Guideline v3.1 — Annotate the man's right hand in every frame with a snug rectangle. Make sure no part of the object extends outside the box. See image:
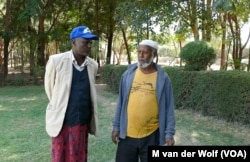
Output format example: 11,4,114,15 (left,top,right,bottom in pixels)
111,131,120,144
